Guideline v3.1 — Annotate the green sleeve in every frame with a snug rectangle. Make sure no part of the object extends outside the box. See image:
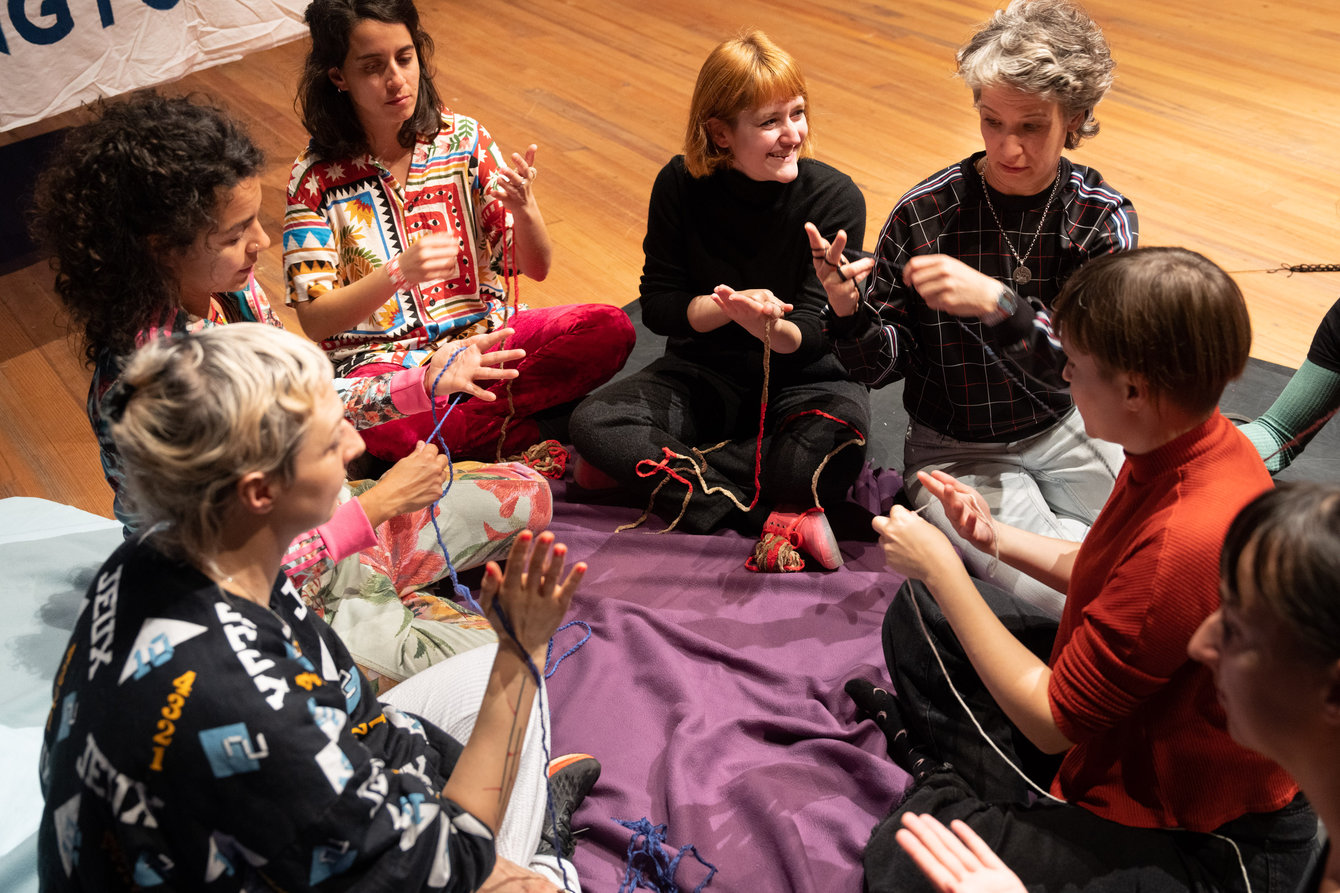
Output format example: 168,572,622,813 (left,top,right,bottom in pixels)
1238,359,1340,474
